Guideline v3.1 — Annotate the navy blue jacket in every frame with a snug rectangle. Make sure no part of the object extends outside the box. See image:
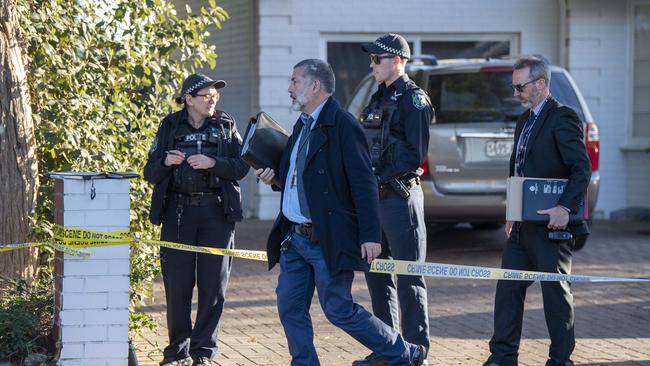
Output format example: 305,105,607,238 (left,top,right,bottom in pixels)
266,97,381,274
144,109,249,225
367,74,432,182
